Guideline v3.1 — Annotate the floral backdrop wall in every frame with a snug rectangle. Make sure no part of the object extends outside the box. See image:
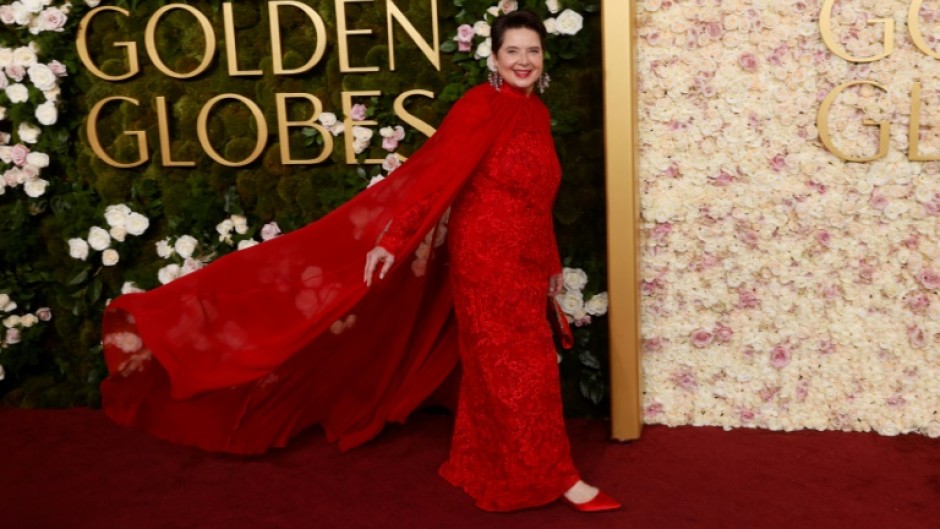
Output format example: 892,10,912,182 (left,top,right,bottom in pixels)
637,0,939,437
0,0,609,411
